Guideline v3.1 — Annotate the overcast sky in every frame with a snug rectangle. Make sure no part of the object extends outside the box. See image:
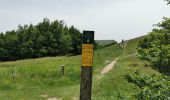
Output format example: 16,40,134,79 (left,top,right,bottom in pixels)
0,0,170,41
